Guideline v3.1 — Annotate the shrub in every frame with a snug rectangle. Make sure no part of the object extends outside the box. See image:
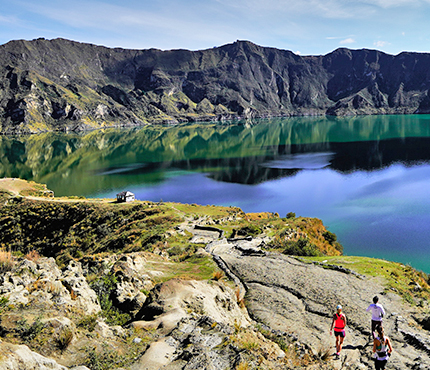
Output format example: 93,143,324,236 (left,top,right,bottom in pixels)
167,246,183,257
0,296,9,314
322,231,337,244
17,316,44,341
241,341,259,351
77,314,98,332
231,224,262,238
282,238,320,257
90,272,131,326
83,346,129,370
56,328,74,351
